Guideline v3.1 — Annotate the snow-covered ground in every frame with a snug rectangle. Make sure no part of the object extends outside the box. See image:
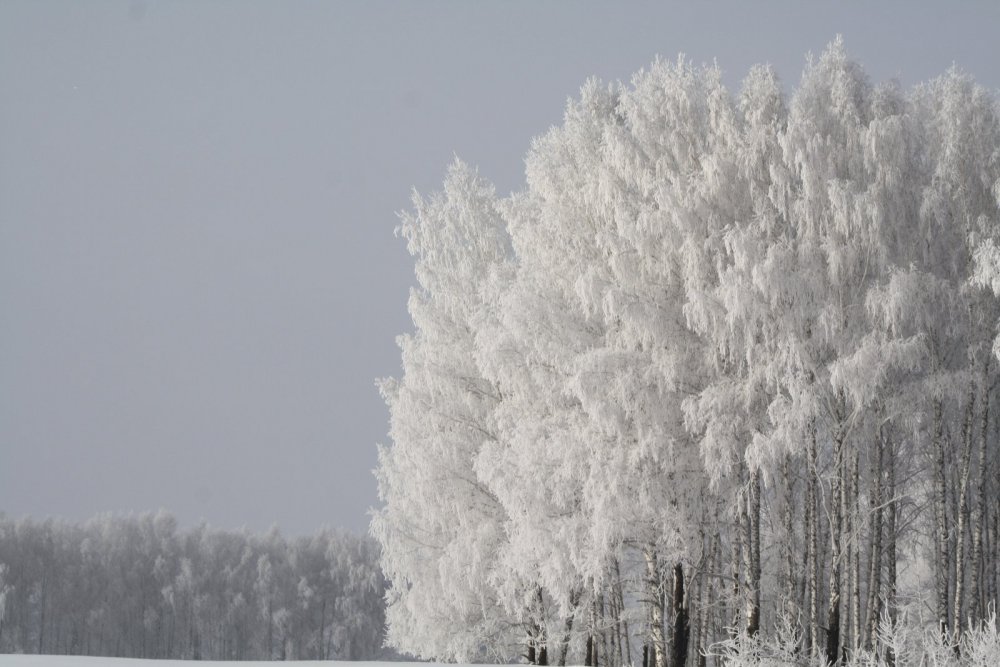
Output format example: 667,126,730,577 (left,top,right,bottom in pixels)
0,659,436,667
